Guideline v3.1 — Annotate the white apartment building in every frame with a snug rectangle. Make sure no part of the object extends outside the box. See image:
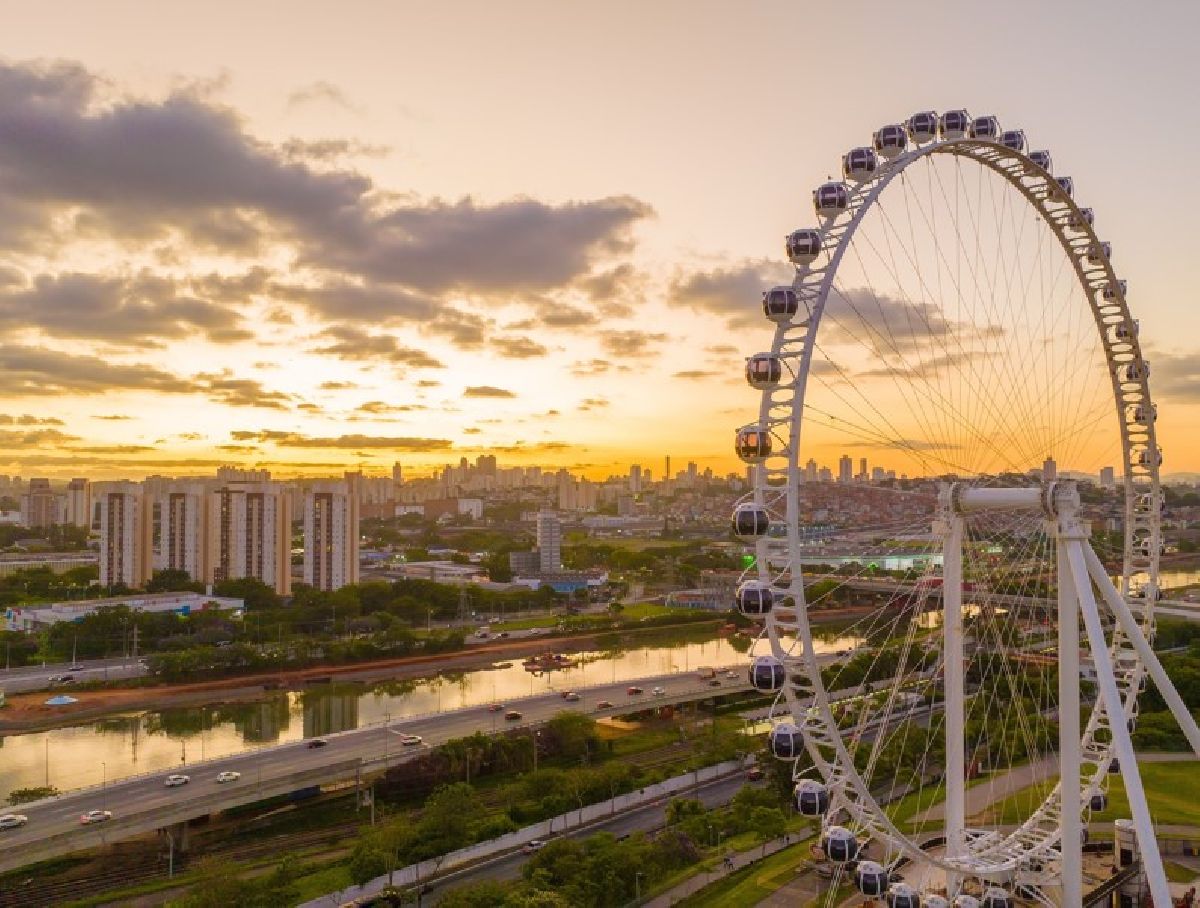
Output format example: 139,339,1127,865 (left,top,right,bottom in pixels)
157,483,210,581
303,480,360,591
98,482,153,588
208,482,293,595
64,478,91,528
